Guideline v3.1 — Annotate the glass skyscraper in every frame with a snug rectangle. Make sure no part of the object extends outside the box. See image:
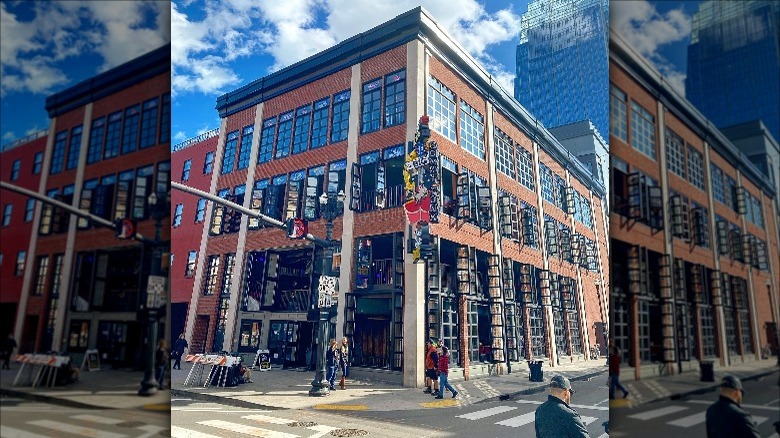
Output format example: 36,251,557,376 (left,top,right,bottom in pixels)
686,0,780,142
514,0,609,137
